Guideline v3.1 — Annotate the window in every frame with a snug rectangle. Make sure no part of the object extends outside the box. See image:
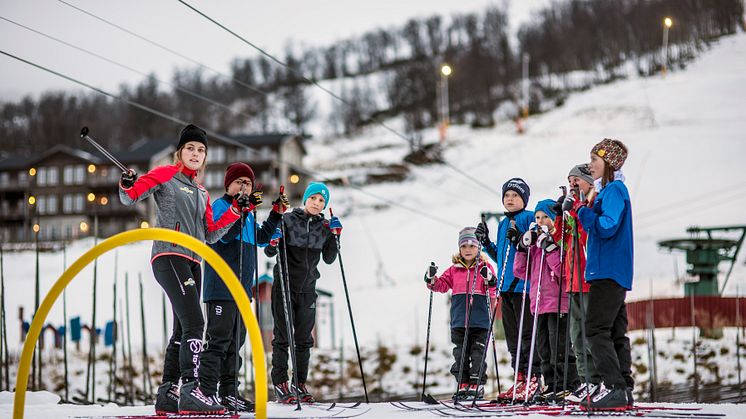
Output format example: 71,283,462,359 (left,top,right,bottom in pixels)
74,165,85,184
63,195,73,213
74,194,85,213
37,167,47,186
47,167,59,186
37,196,46,214
0,172,9,186
47,195,58,214
63,165,74,185
18,170,28,185
207,146,225,163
